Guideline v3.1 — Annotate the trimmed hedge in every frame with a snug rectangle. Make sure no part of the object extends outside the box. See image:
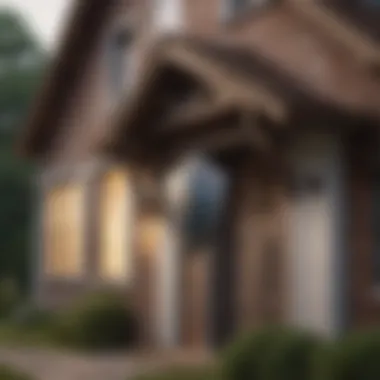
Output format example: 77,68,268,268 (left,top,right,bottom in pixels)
261,329,324,380
222,327,282,380
52,291,137,350
222,327,326,380
133,366,218,380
